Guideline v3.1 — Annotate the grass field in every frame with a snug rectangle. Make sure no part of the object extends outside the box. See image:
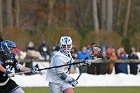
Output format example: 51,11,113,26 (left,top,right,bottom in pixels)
23,87,140,93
